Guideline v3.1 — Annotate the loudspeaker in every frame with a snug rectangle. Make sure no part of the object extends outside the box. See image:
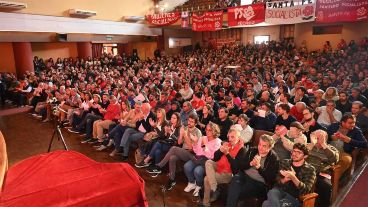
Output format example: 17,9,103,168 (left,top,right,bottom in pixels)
56,33,68,42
